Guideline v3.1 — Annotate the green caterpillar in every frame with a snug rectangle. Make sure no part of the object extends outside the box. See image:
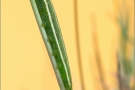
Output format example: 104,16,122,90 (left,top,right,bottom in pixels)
30,0,72,90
